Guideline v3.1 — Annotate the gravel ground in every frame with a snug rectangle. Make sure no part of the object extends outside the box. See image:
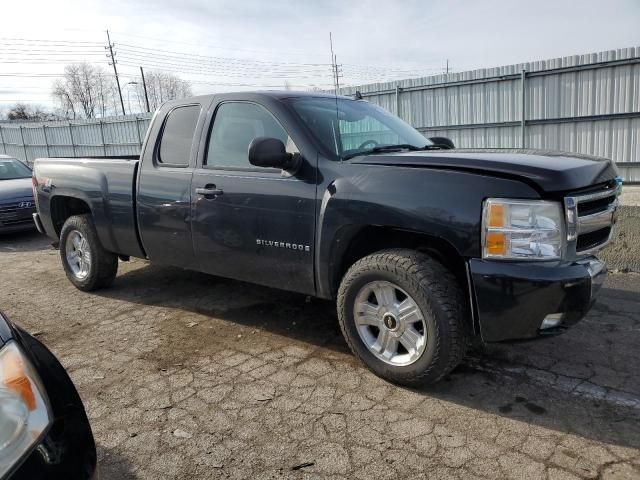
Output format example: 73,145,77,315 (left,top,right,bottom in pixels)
1,230,639,480
593,187,639,272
